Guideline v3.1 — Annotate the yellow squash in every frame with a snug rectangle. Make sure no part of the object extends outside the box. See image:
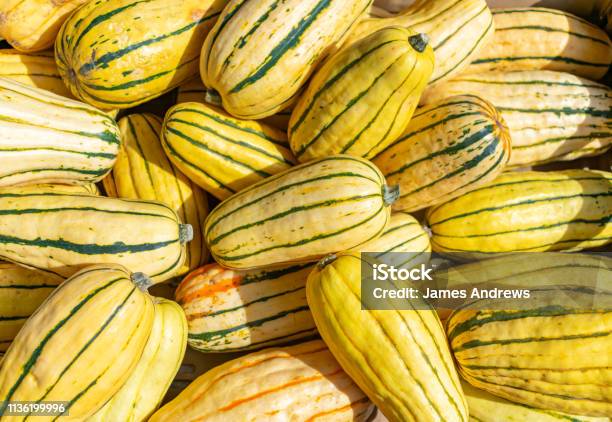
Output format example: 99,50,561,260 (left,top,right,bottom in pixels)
426,169,612,254
462,381,608,422
422,71,612,168
149,340,375,421
465,7,612,79
346,0,494,86
0,262,61,353
200,0,373,119
0,0,88,52
55,0,228,109
0,264,155,420
0,77,120,187
289,27,434,162
177,212,428,352
103,113,208,275
0,49,73,98
162,102,294,200
306,253,468,422
374,95,511,212
204,155,397,269
0,189,192,283
89,298,187,422
447,254,612,417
